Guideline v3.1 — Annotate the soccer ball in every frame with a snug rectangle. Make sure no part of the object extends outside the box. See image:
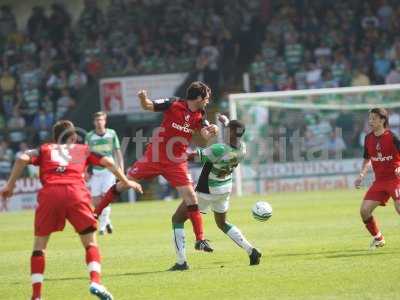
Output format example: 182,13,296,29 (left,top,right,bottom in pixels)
252,201,272,221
